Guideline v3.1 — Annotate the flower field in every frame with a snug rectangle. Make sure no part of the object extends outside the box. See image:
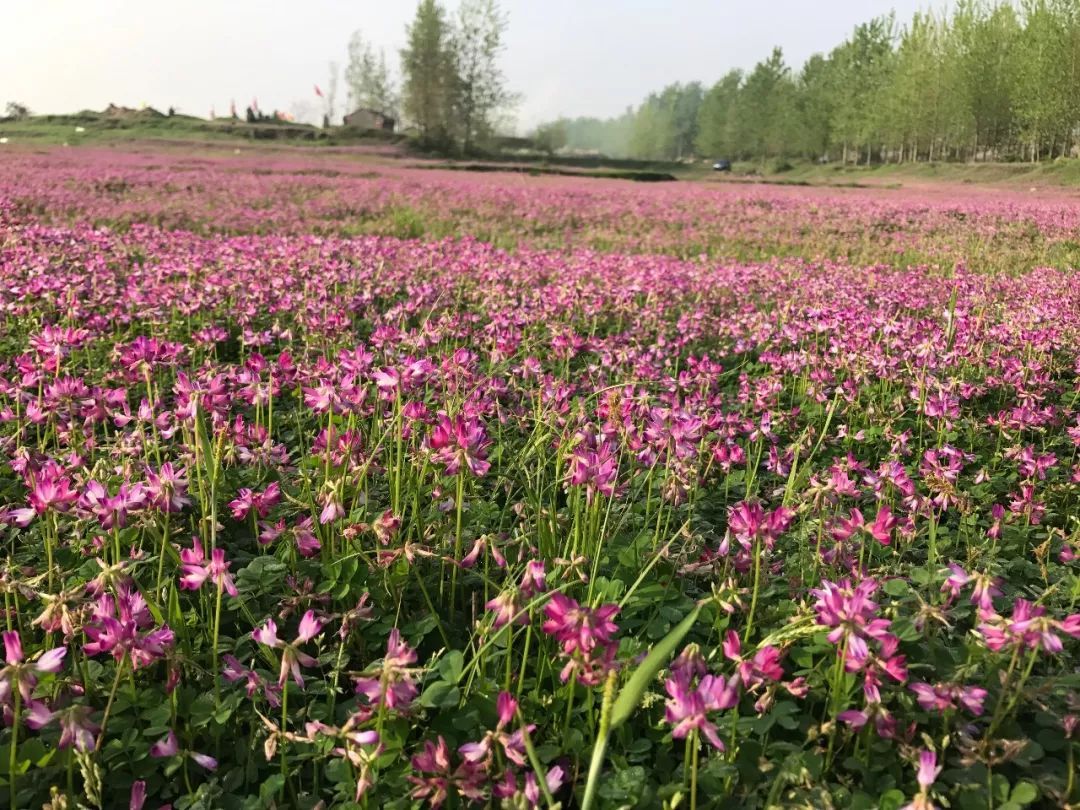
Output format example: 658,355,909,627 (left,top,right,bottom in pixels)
1,147,1079,809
